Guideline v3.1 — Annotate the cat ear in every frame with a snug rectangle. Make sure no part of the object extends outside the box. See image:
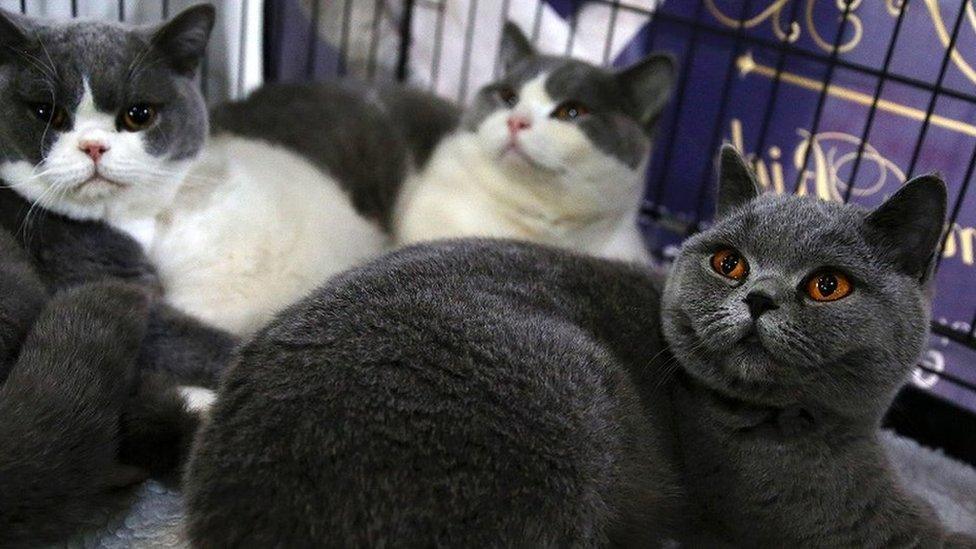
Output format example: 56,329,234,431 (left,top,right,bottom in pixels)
616,53,675,131
498,22,534,74
715,144,762,219
864,175,947,280
150,4,215,75
0,9,31,63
